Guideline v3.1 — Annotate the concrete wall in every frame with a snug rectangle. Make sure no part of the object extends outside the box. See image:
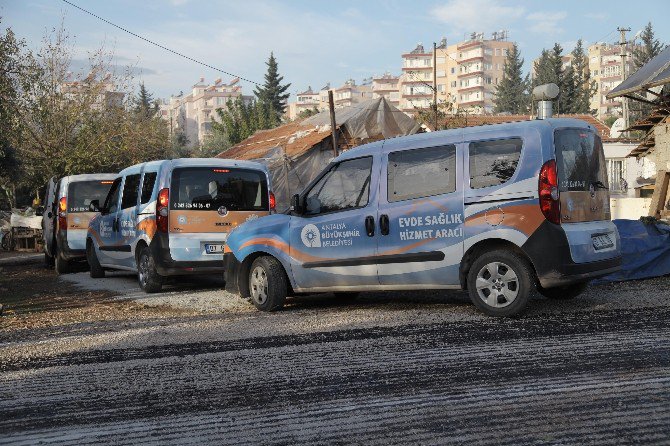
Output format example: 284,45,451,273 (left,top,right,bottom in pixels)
653,120,670,171
610,197,652,220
